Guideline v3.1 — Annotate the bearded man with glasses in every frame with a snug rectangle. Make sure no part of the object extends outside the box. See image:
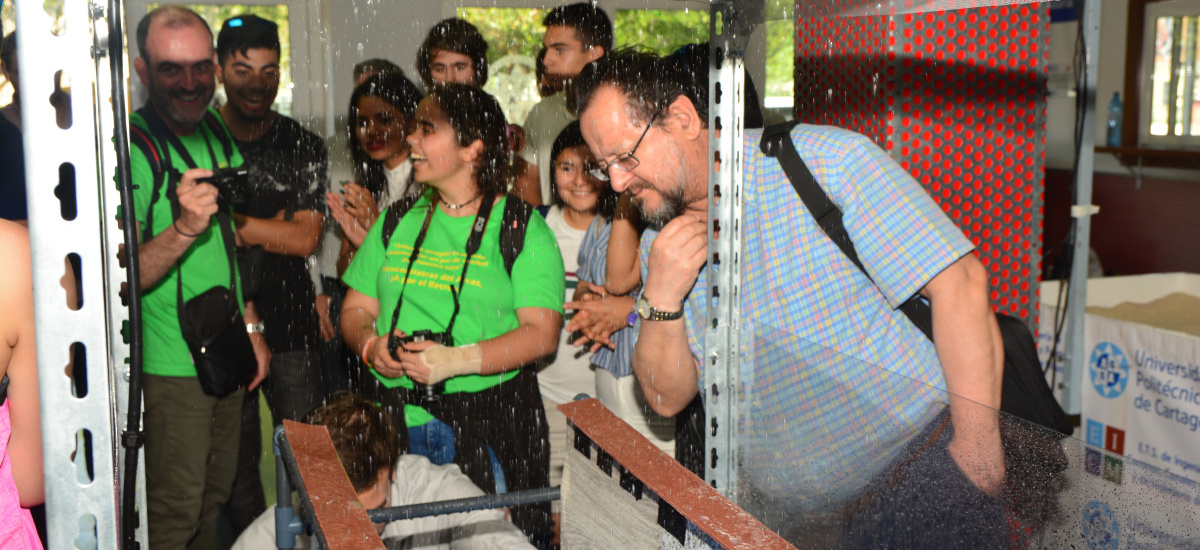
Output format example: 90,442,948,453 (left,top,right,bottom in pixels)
566,49,1008,548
